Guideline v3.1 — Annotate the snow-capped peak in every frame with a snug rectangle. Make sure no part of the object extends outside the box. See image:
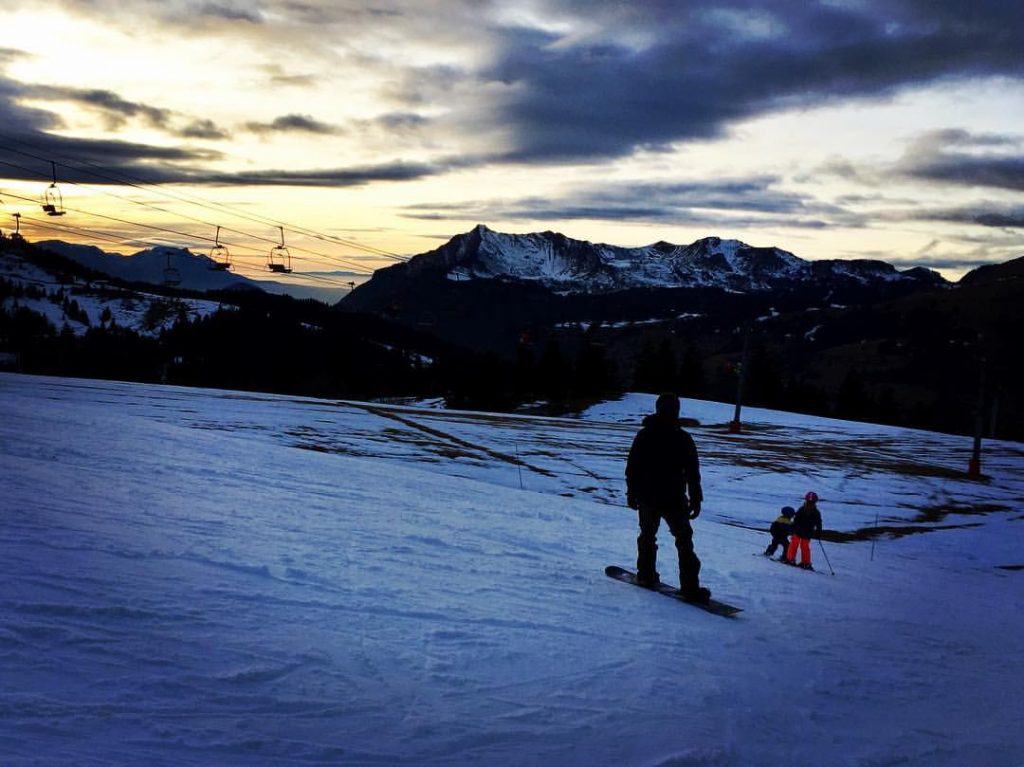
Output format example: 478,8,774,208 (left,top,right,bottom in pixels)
407,226,937,294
